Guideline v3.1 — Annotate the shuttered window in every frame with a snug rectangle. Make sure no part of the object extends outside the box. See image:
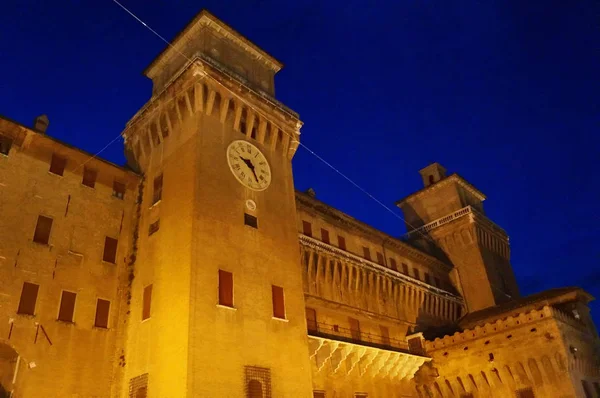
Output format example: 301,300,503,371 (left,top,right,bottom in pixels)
306,307,317,332
58,291,76,322
413,268,421,280
320,228,330,244
376,252,384,265
152,174,163,204
302,221,312,237
95,299,110,328
390,258,398,271
338,235,346,250
17,282,39,315
272,285,285,319
49,154,66,176
219,270,234,307
82,167,97,188
113,181,125,199
142,285,152,320
362,247,371,261
402,263,409,274
33,215,53,244
103,237,118,263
